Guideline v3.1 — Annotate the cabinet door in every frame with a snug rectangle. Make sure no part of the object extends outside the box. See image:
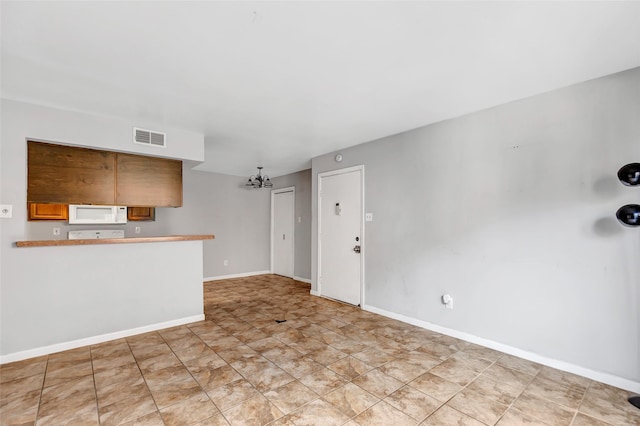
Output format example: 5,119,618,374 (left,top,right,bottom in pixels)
116,154,182,207
28,142,116,205
127,207,156,221
28,203,69,221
